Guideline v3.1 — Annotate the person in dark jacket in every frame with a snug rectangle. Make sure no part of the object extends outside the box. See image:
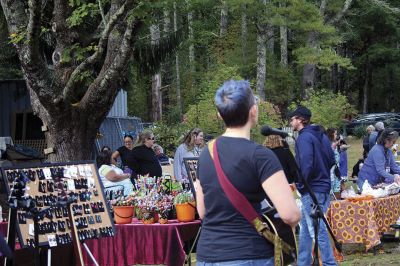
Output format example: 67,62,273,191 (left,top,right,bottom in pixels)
263,134,299,184
289,106,337,266
131,130,162,178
